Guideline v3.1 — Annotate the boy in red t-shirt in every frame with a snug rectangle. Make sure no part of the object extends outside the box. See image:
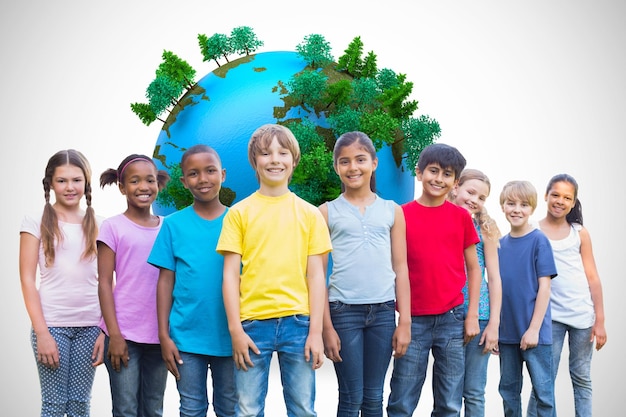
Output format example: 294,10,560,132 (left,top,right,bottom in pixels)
387,143,481,417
